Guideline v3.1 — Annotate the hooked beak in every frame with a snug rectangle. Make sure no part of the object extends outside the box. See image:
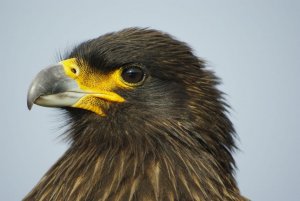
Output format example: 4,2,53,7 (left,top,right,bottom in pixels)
27,64,84,110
